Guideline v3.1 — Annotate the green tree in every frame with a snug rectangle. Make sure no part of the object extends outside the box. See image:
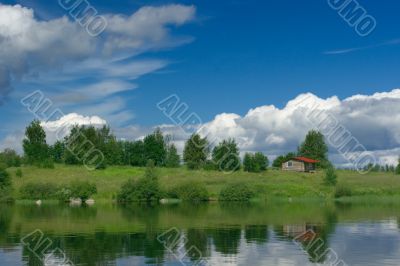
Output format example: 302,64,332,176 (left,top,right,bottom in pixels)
165,144,180,168
143,129,167,166
23,120,50,165
298,130,329,168
50,140,65,163
0,149,21,167
212,139,241,172
396,158,400,175
254,152,268,171
243,152,268,173
0,166,12,202
243,153,255,172
128,140,146,166
183,134,209,169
